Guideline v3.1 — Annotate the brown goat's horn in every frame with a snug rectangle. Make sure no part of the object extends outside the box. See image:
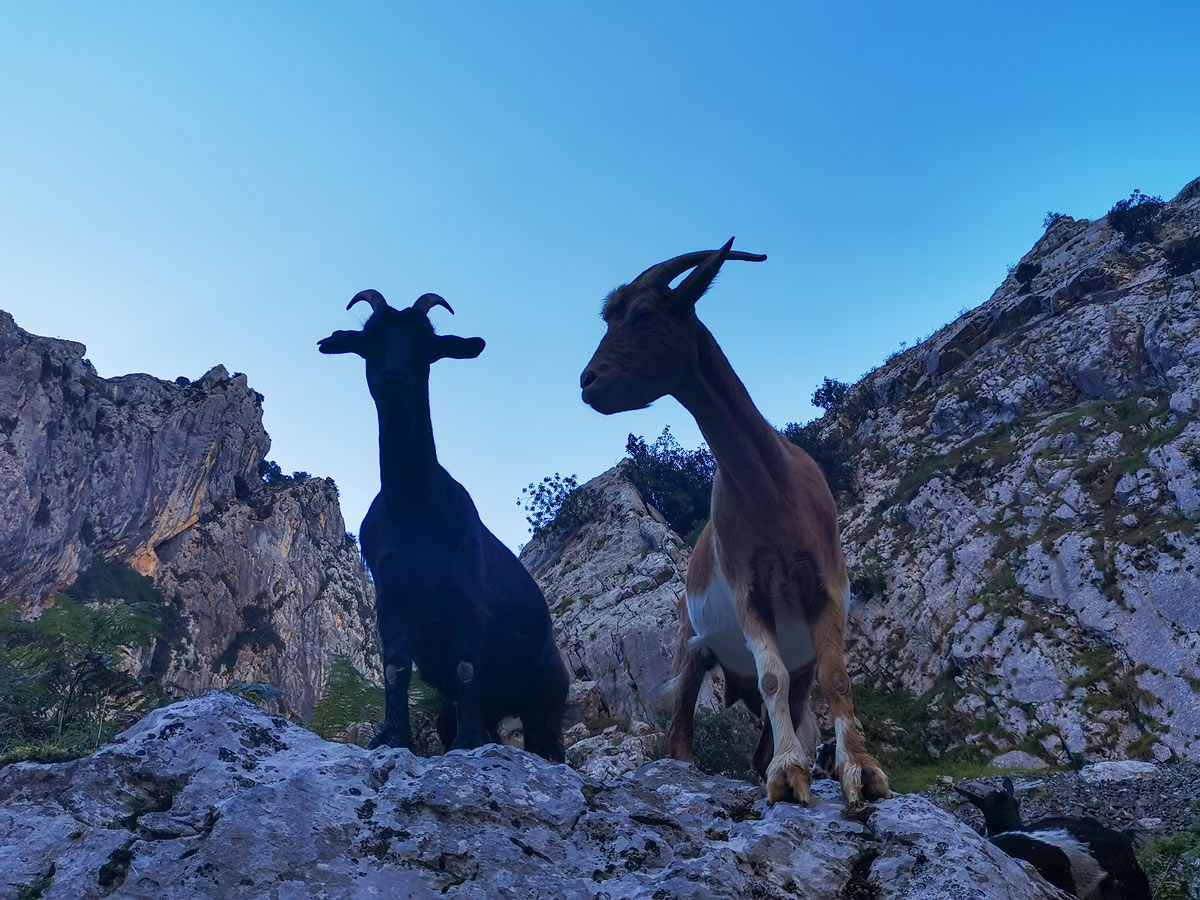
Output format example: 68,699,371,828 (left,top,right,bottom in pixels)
346,289,390,314
411,293,455,316
630,242,767,290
